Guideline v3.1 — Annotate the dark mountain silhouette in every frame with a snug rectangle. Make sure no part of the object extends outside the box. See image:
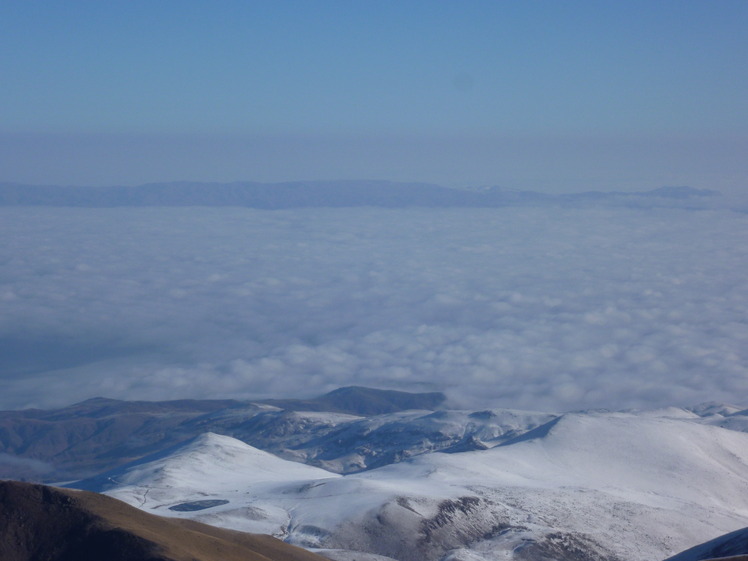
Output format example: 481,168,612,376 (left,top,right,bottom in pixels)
0,480,327,561
262,385,445,415
665,526,748,561
0,180,720,208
